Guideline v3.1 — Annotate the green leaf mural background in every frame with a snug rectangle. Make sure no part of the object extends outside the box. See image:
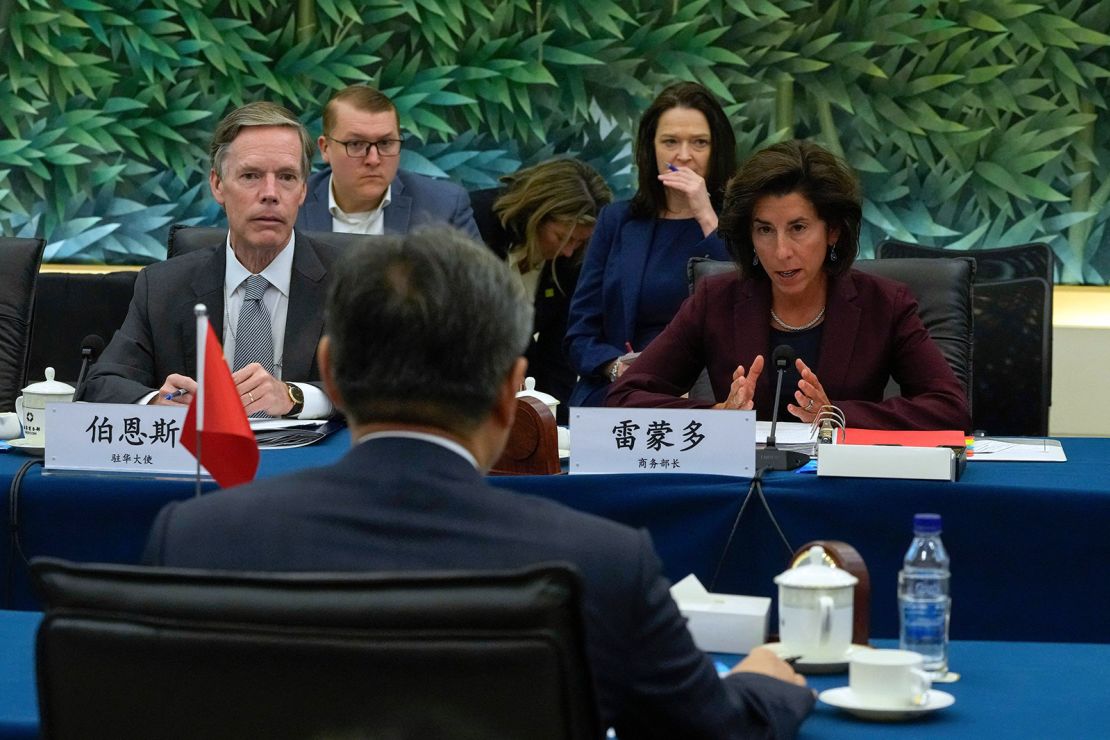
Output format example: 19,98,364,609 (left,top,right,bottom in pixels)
0,0,1106,283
